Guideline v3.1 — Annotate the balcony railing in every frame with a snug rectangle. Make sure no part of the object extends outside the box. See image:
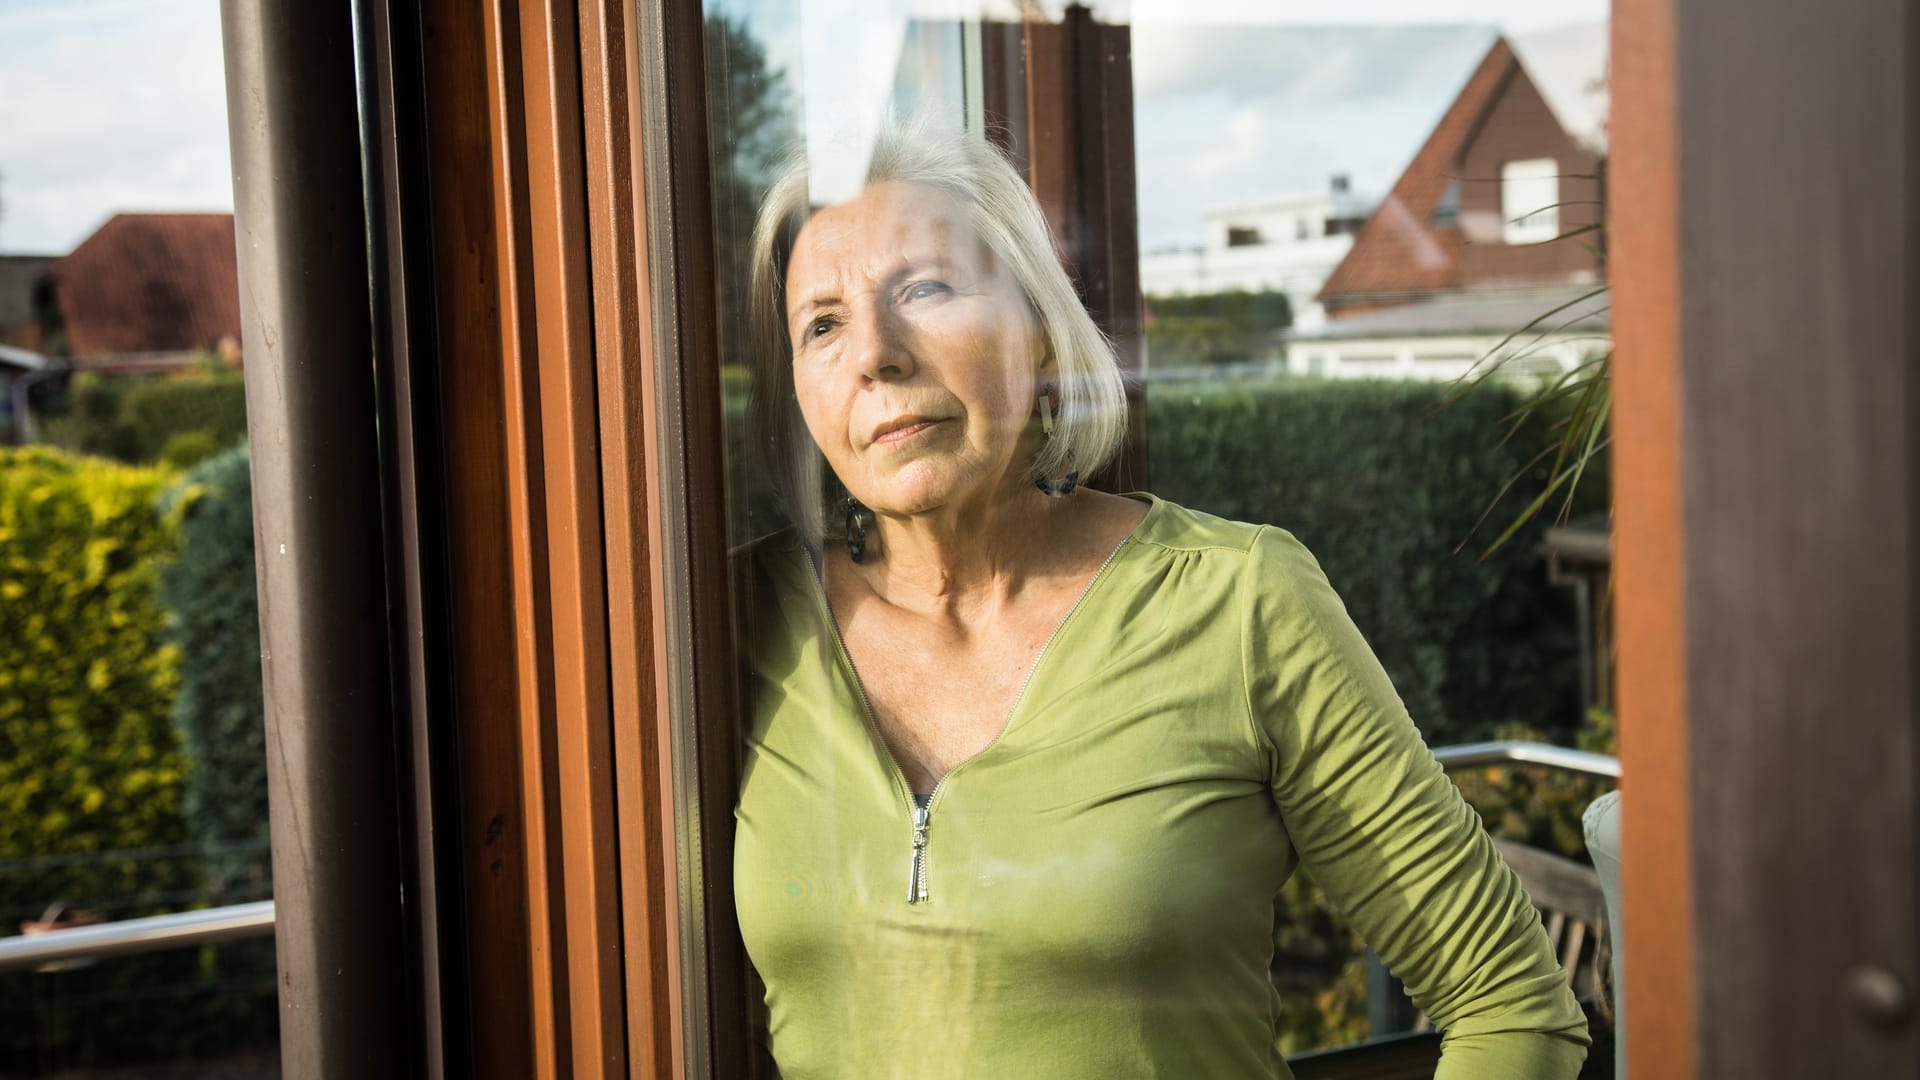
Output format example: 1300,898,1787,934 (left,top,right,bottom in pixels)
0,899,275,973
0,736,1624,1080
